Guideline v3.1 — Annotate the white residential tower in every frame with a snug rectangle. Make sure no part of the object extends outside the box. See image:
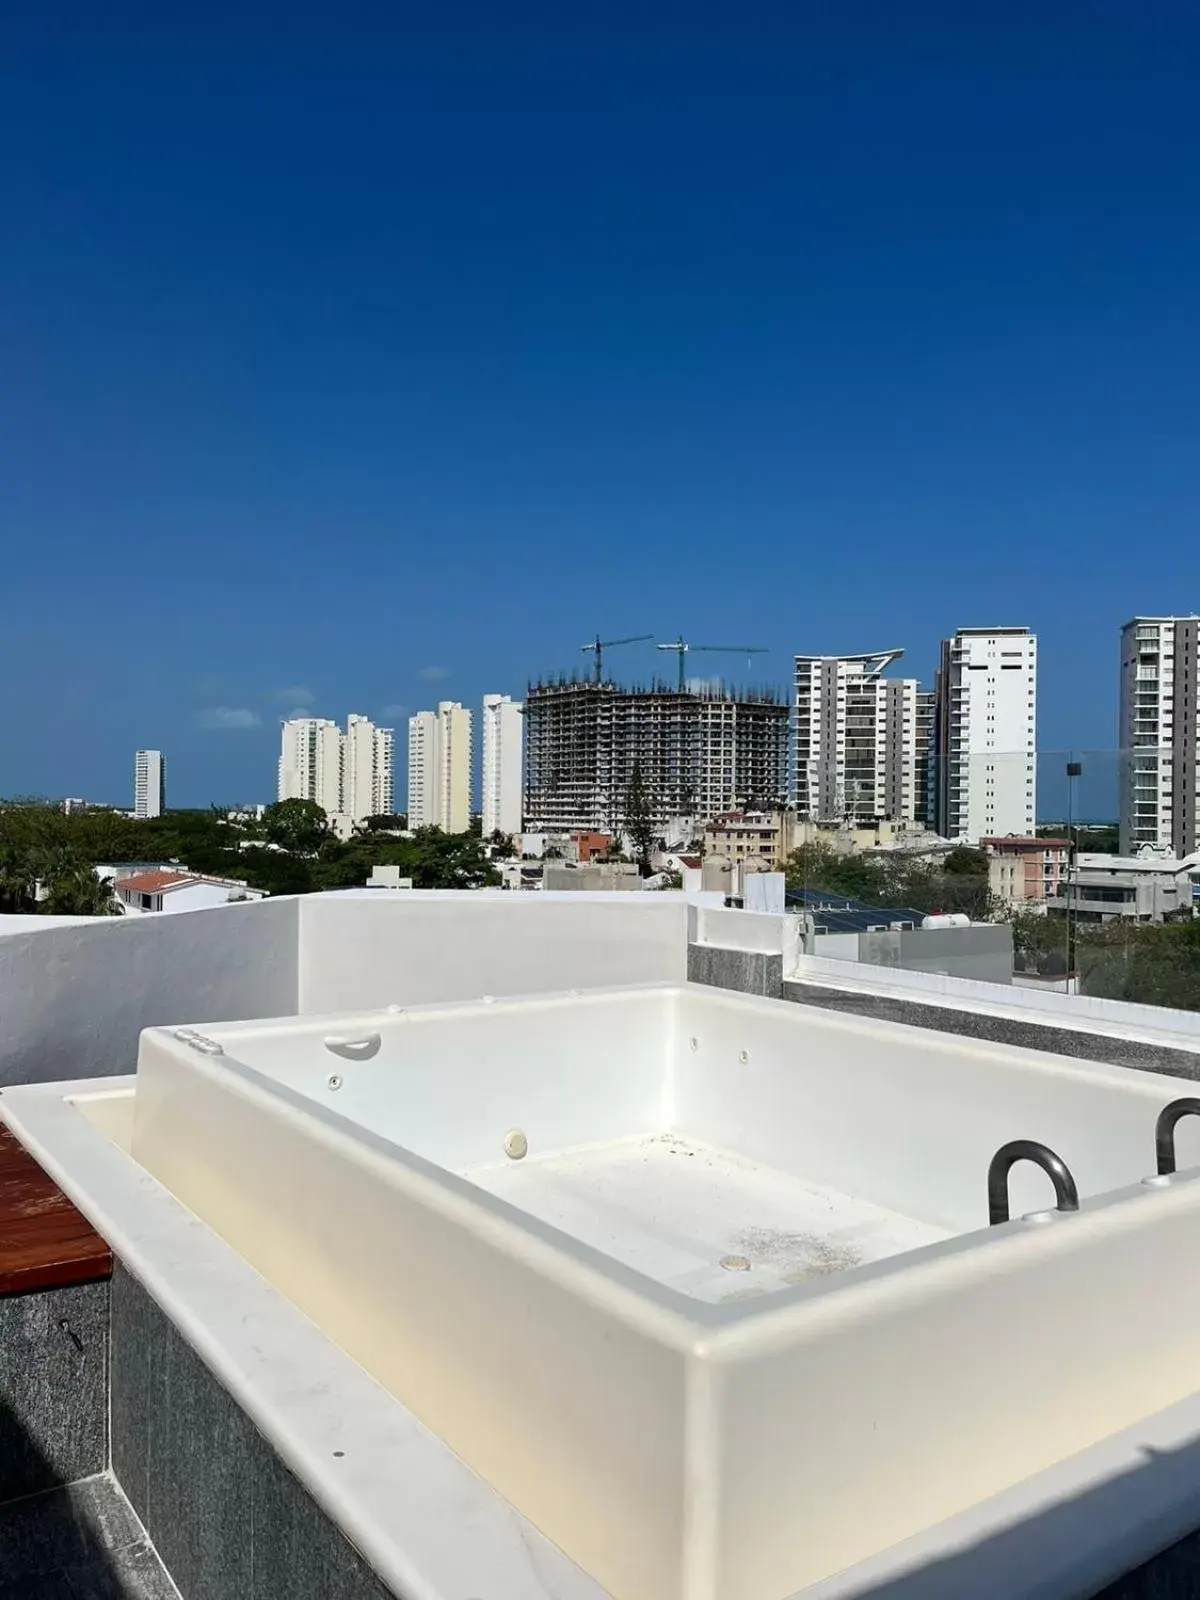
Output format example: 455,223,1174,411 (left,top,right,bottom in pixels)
407,701,472,833
1119,616,1200,856
278,719,343,812
793,650,919,823
277,715,395,823
934,626,1037,843
342,714,395,823
481,694,523,837
133,749,165,819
